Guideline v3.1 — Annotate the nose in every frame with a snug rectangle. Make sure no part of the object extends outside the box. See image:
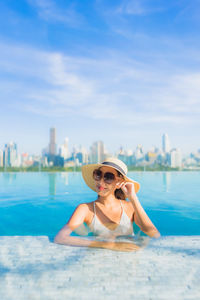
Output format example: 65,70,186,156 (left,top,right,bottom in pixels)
99,177,104,184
